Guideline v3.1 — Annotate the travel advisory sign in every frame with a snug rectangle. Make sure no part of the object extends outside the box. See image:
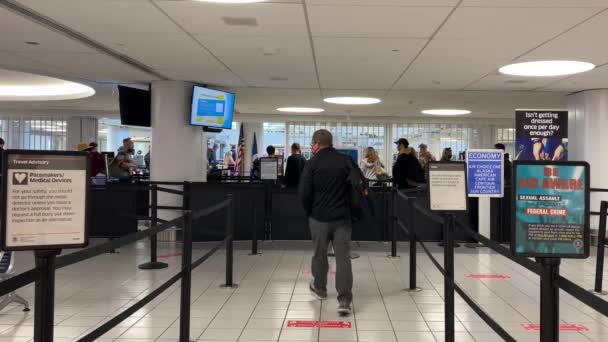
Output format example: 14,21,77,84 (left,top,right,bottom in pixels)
428,162,468,212
511,161,589,258
1,151,90,251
